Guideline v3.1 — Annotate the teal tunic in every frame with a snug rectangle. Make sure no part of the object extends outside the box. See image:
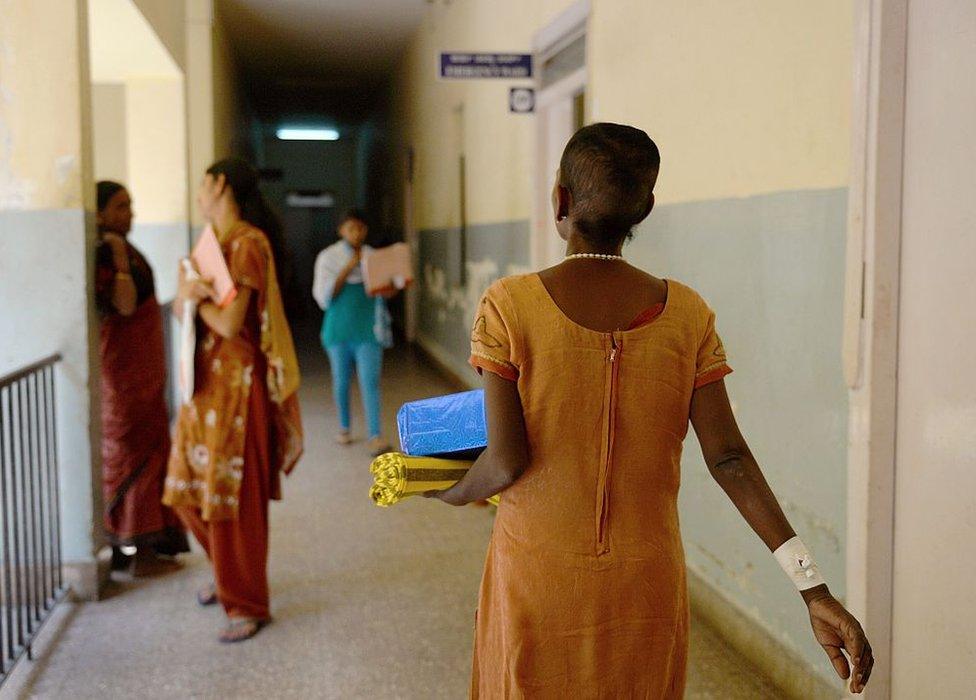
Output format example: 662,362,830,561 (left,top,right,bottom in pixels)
321,283,378,347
